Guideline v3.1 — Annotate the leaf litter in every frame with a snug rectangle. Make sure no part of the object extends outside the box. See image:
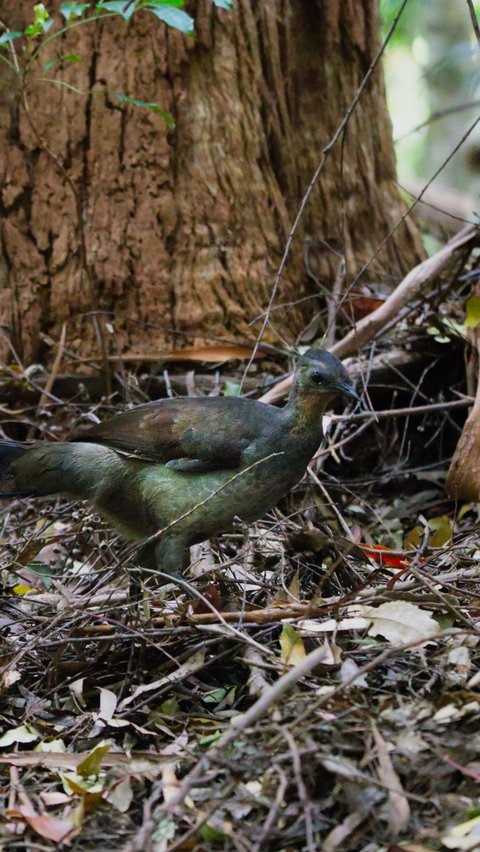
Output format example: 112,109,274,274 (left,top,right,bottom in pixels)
1,339,480,849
